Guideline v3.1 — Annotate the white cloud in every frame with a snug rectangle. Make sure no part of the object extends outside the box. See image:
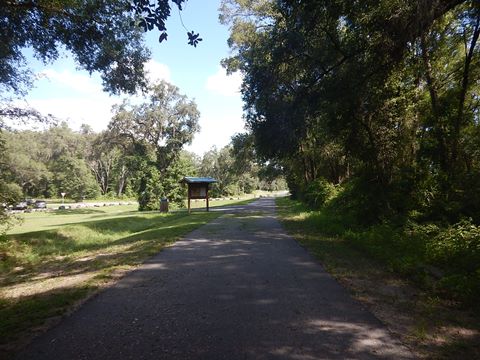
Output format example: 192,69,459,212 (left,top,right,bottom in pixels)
25,61,173,132
28,97,116,132
186,113,245,155
19,60,246,156
205,67,242,96
30,69,114,130
144,59,171,84
39,69,103,94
